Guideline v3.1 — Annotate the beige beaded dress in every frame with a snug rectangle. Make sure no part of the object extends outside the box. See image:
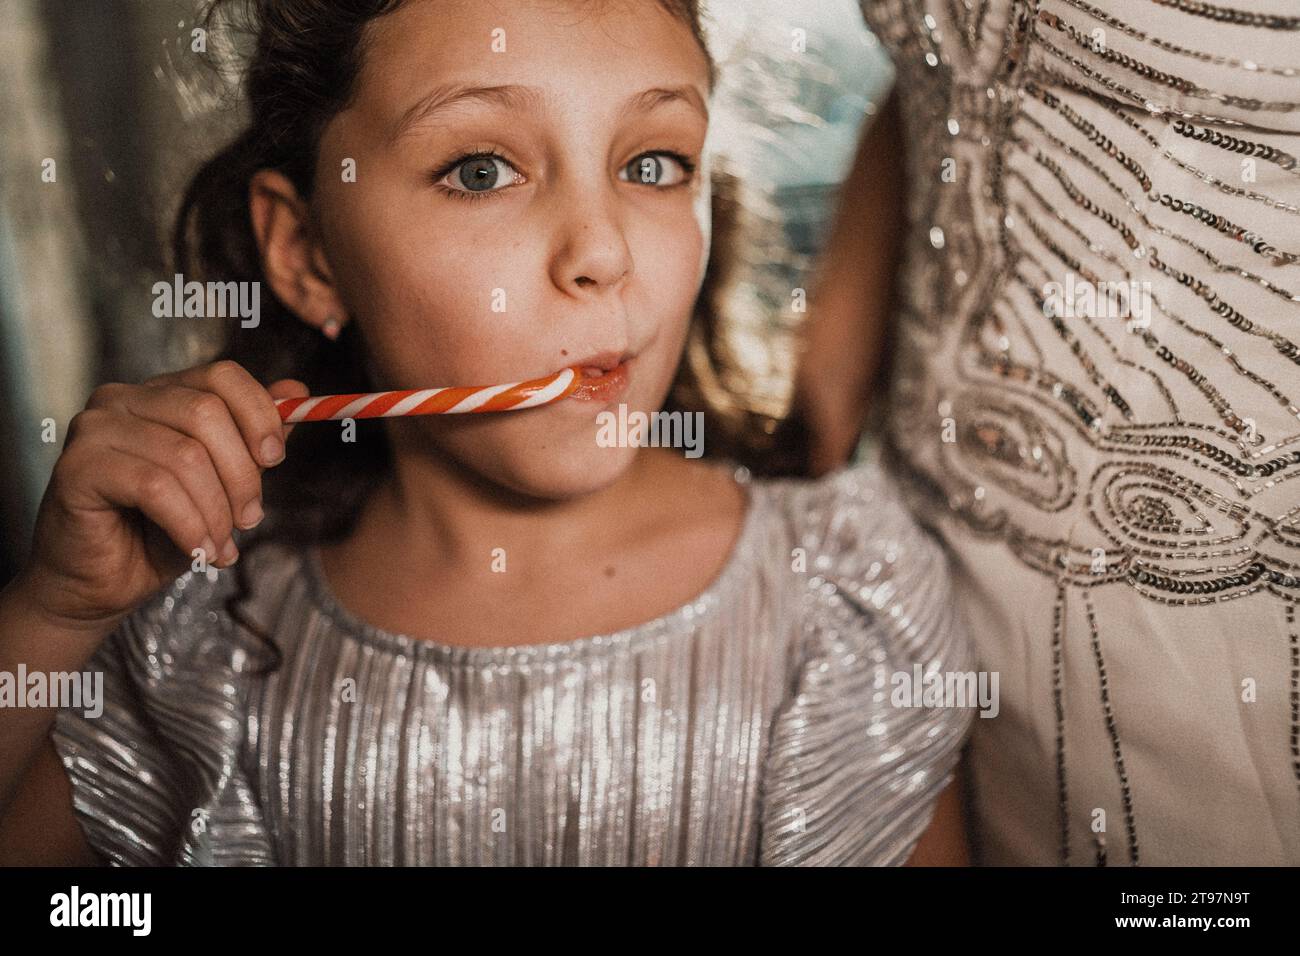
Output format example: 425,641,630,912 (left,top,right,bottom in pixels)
860,0,1300,864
